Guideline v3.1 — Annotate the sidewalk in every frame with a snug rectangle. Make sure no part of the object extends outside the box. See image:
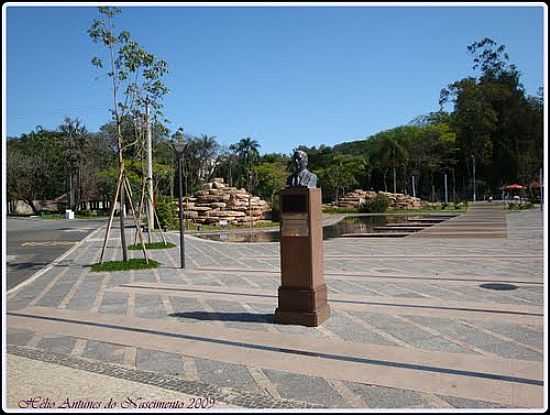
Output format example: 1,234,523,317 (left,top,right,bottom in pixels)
6,353,237,410
5,203,545,409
